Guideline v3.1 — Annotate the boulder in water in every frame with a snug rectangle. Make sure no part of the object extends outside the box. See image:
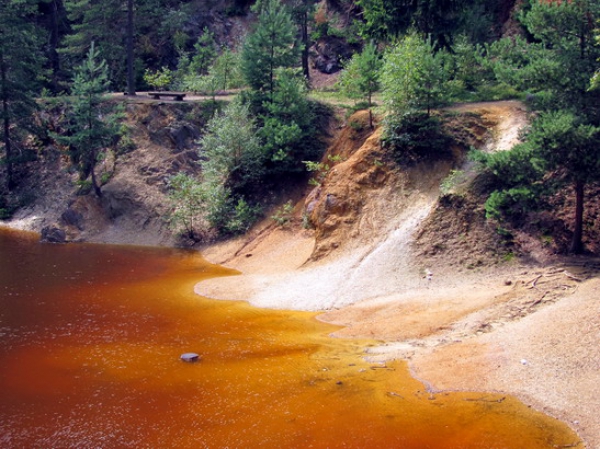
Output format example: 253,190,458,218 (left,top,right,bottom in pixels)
180,352,200,363
40,226,67,243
